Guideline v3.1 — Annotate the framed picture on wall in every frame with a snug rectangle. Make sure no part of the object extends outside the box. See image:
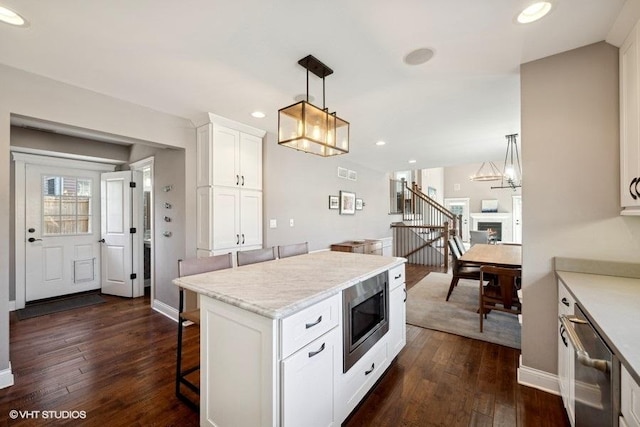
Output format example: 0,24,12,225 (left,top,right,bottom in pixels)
355,198,363,210
328,195,339,209
339,191,356,215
